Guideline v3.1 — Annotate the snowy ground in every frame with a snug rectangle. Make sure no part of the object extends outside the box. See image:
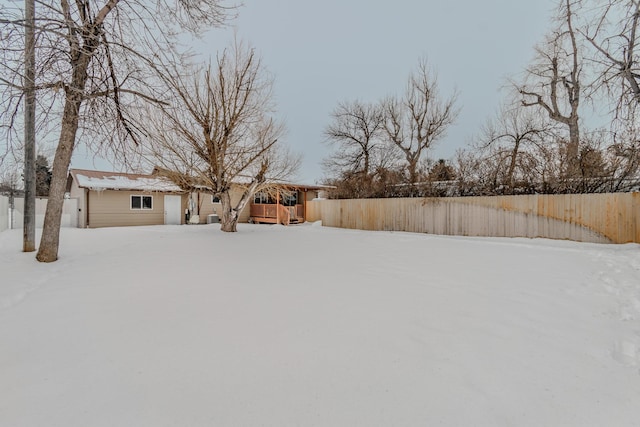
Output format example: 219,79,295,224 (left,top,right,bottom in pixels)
1,223,640,426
